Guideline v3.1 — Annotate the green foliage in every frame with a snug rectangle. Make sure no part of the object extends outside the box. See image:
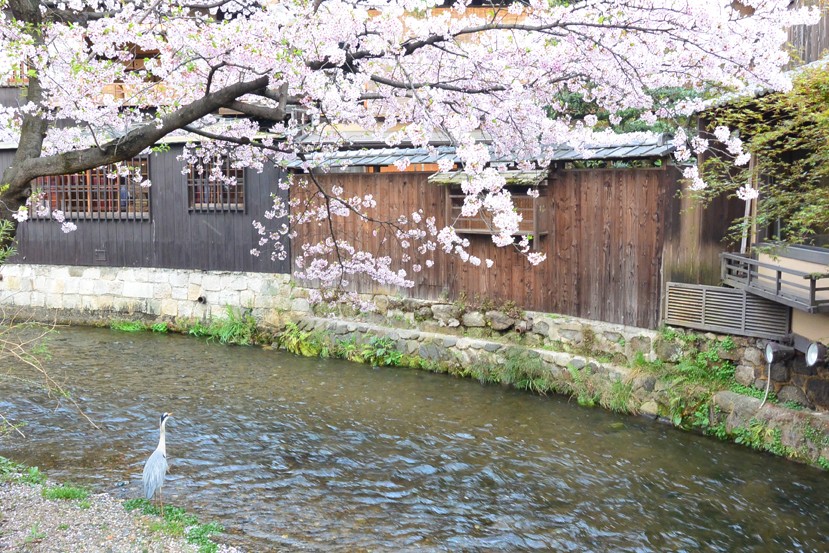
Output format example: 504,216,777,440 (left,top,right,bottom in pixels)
150,143,171,154
0,219,18,265
766,428,797,458
690,403,728,439
21,465,45,485
186,522,225,553
333,337,360,362
673,348,735,386
568,365,599,407
183,307,260,346
0,456,45,485
640,333,734,390
700,64,829,246
111,320,146,332
549,86,702,134
150,322,169,333
496,348,551,394
360,336,402,367
25,523,46,544
630,351,664,371
803,422,829,450
719,336,736,352
276,322,325,357
602,378,633,413
187,321,212,338
209,306,257,345
732,419,772,450
124,499,224,553
730,383,776,402
818,457,829,471
42,484,89,501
